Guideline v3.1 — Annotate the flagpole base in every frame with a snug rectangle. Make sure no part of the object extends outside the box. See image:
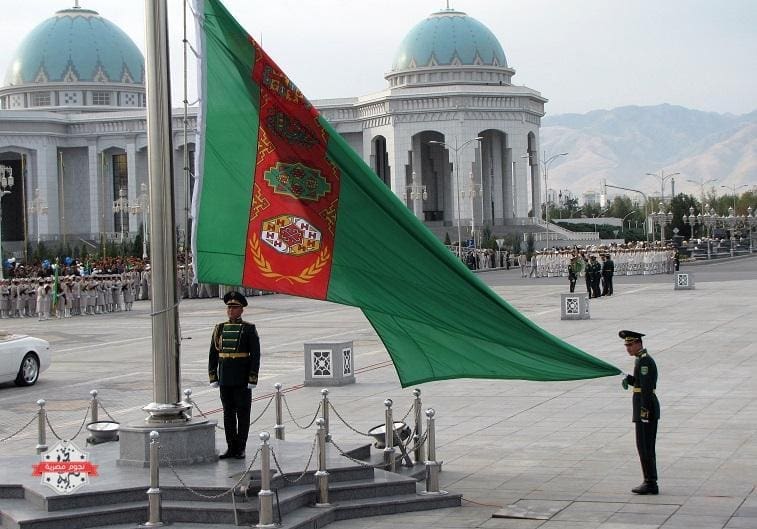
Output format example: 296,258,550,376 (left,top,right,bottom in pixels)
118,418,217,467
